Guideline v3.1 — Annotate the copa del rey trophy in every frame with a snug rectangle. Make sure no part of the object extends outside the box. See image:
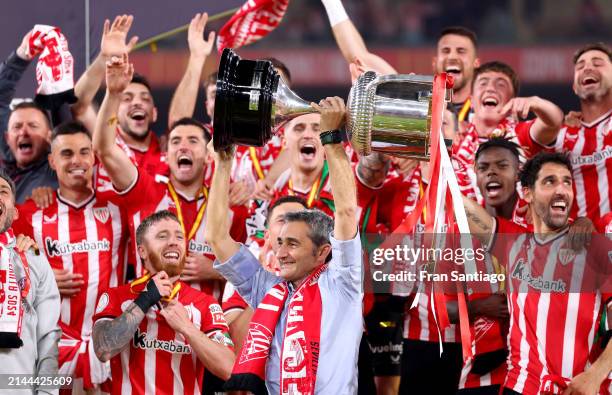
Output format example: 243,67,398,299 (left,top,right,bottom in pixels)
213,48,453,159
